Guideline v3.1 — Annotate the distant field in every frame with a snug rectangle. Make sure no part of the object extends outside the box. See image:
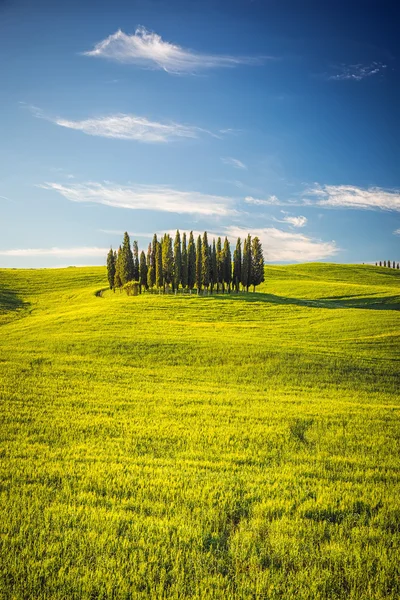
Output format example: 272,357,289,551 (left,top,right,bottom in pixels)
0,264,399,599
